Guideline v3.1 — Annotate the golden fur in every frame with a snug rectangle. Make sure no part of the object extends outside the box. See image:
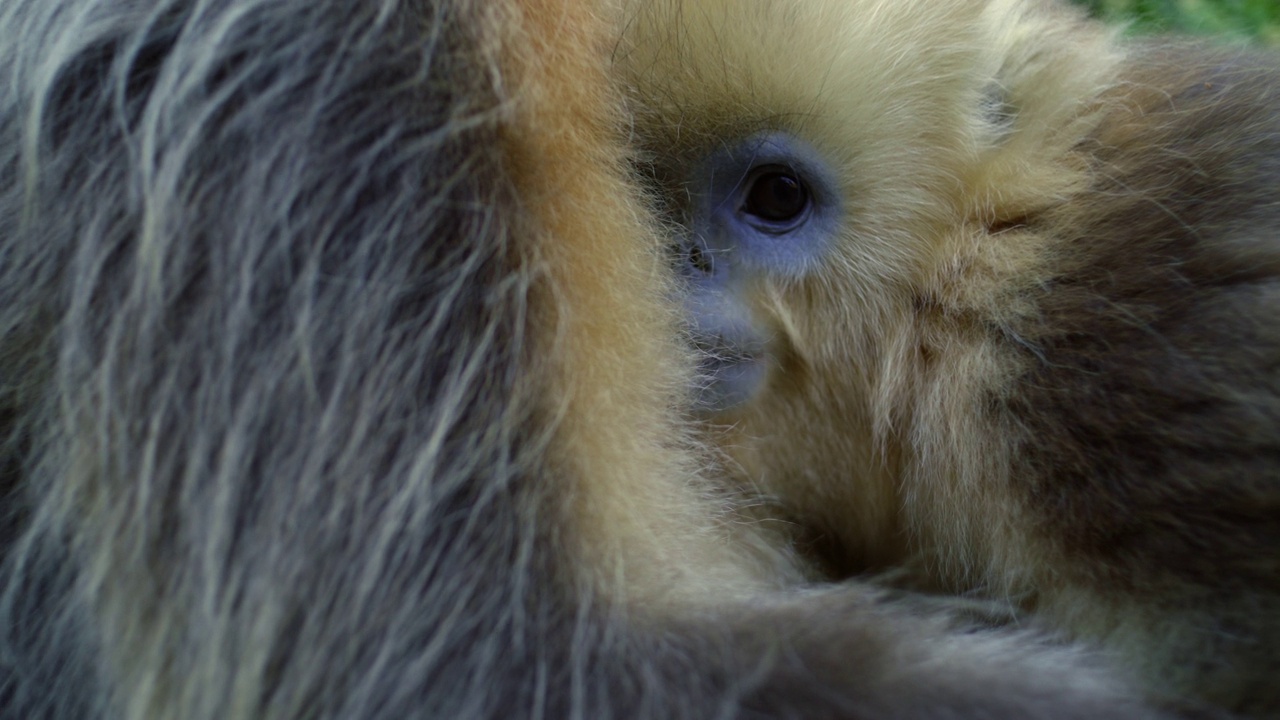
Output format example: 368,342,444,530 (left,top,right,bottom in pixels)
620,0,1280,713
